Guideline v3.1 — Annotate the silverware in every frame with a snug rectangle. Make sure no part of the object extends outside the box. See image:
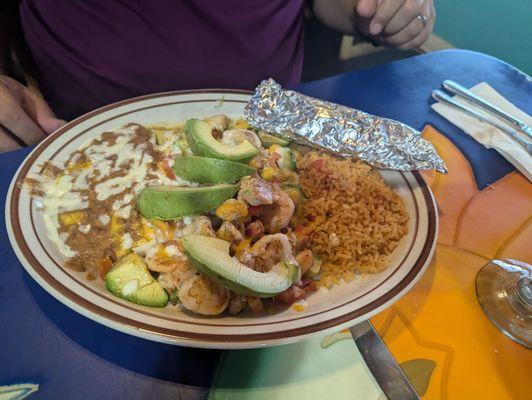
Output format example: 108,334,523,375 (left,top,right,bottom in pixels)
432,90,532,155
351,320,420,400
443,80,532,140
